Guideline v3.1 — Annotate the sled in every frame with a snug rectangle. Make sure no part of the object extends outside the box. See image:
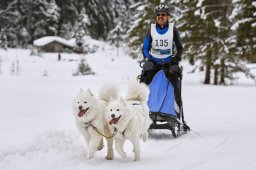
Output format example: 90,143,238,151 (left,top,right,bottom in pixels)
146,65,189,138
